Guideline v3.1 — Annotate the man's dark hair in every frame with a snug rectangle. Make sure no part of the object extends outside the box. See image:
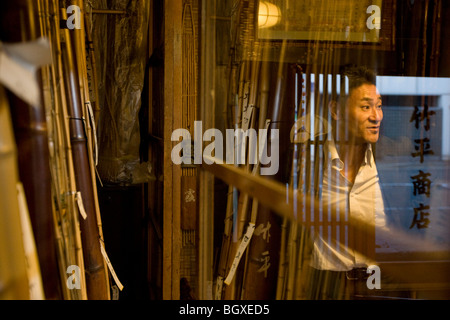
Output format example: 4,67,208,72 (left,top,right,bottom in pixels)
341,65,377,95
